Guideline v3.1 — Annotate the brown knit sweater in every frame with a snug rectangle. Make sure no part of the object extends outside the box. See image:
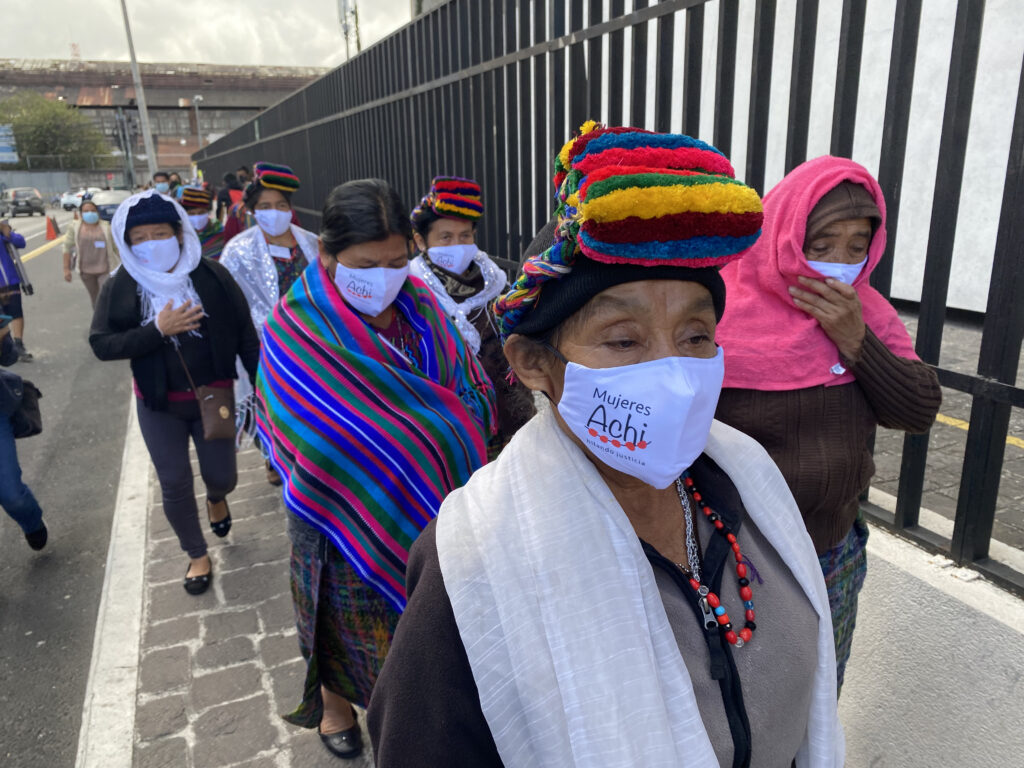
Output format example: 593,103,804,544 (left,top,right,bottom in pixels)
716,327,941,553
